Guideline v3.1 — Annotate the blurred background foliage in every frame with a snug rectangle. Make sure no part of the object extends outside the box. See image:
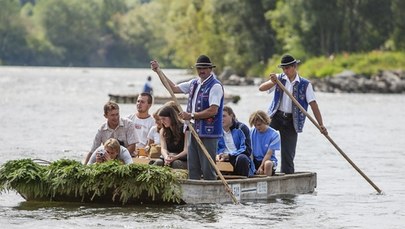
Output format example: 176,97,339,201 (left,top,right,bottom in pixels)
1,0,404,77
